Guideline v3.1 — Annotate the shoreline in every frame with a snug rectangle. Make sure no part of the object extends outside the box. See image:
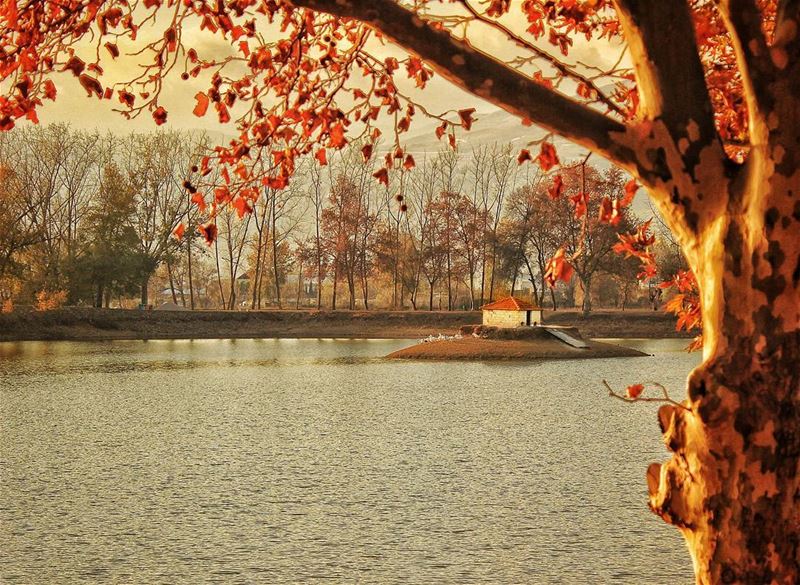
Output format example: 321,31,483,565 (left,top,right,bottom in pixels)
0,307,692,343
